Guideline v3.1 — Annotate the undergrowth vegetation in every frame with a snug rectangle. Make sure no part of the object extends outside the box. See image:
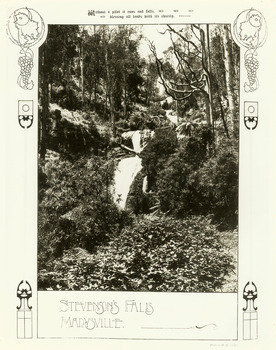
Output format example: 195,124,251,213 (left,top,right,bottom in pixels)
38,215,235,292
